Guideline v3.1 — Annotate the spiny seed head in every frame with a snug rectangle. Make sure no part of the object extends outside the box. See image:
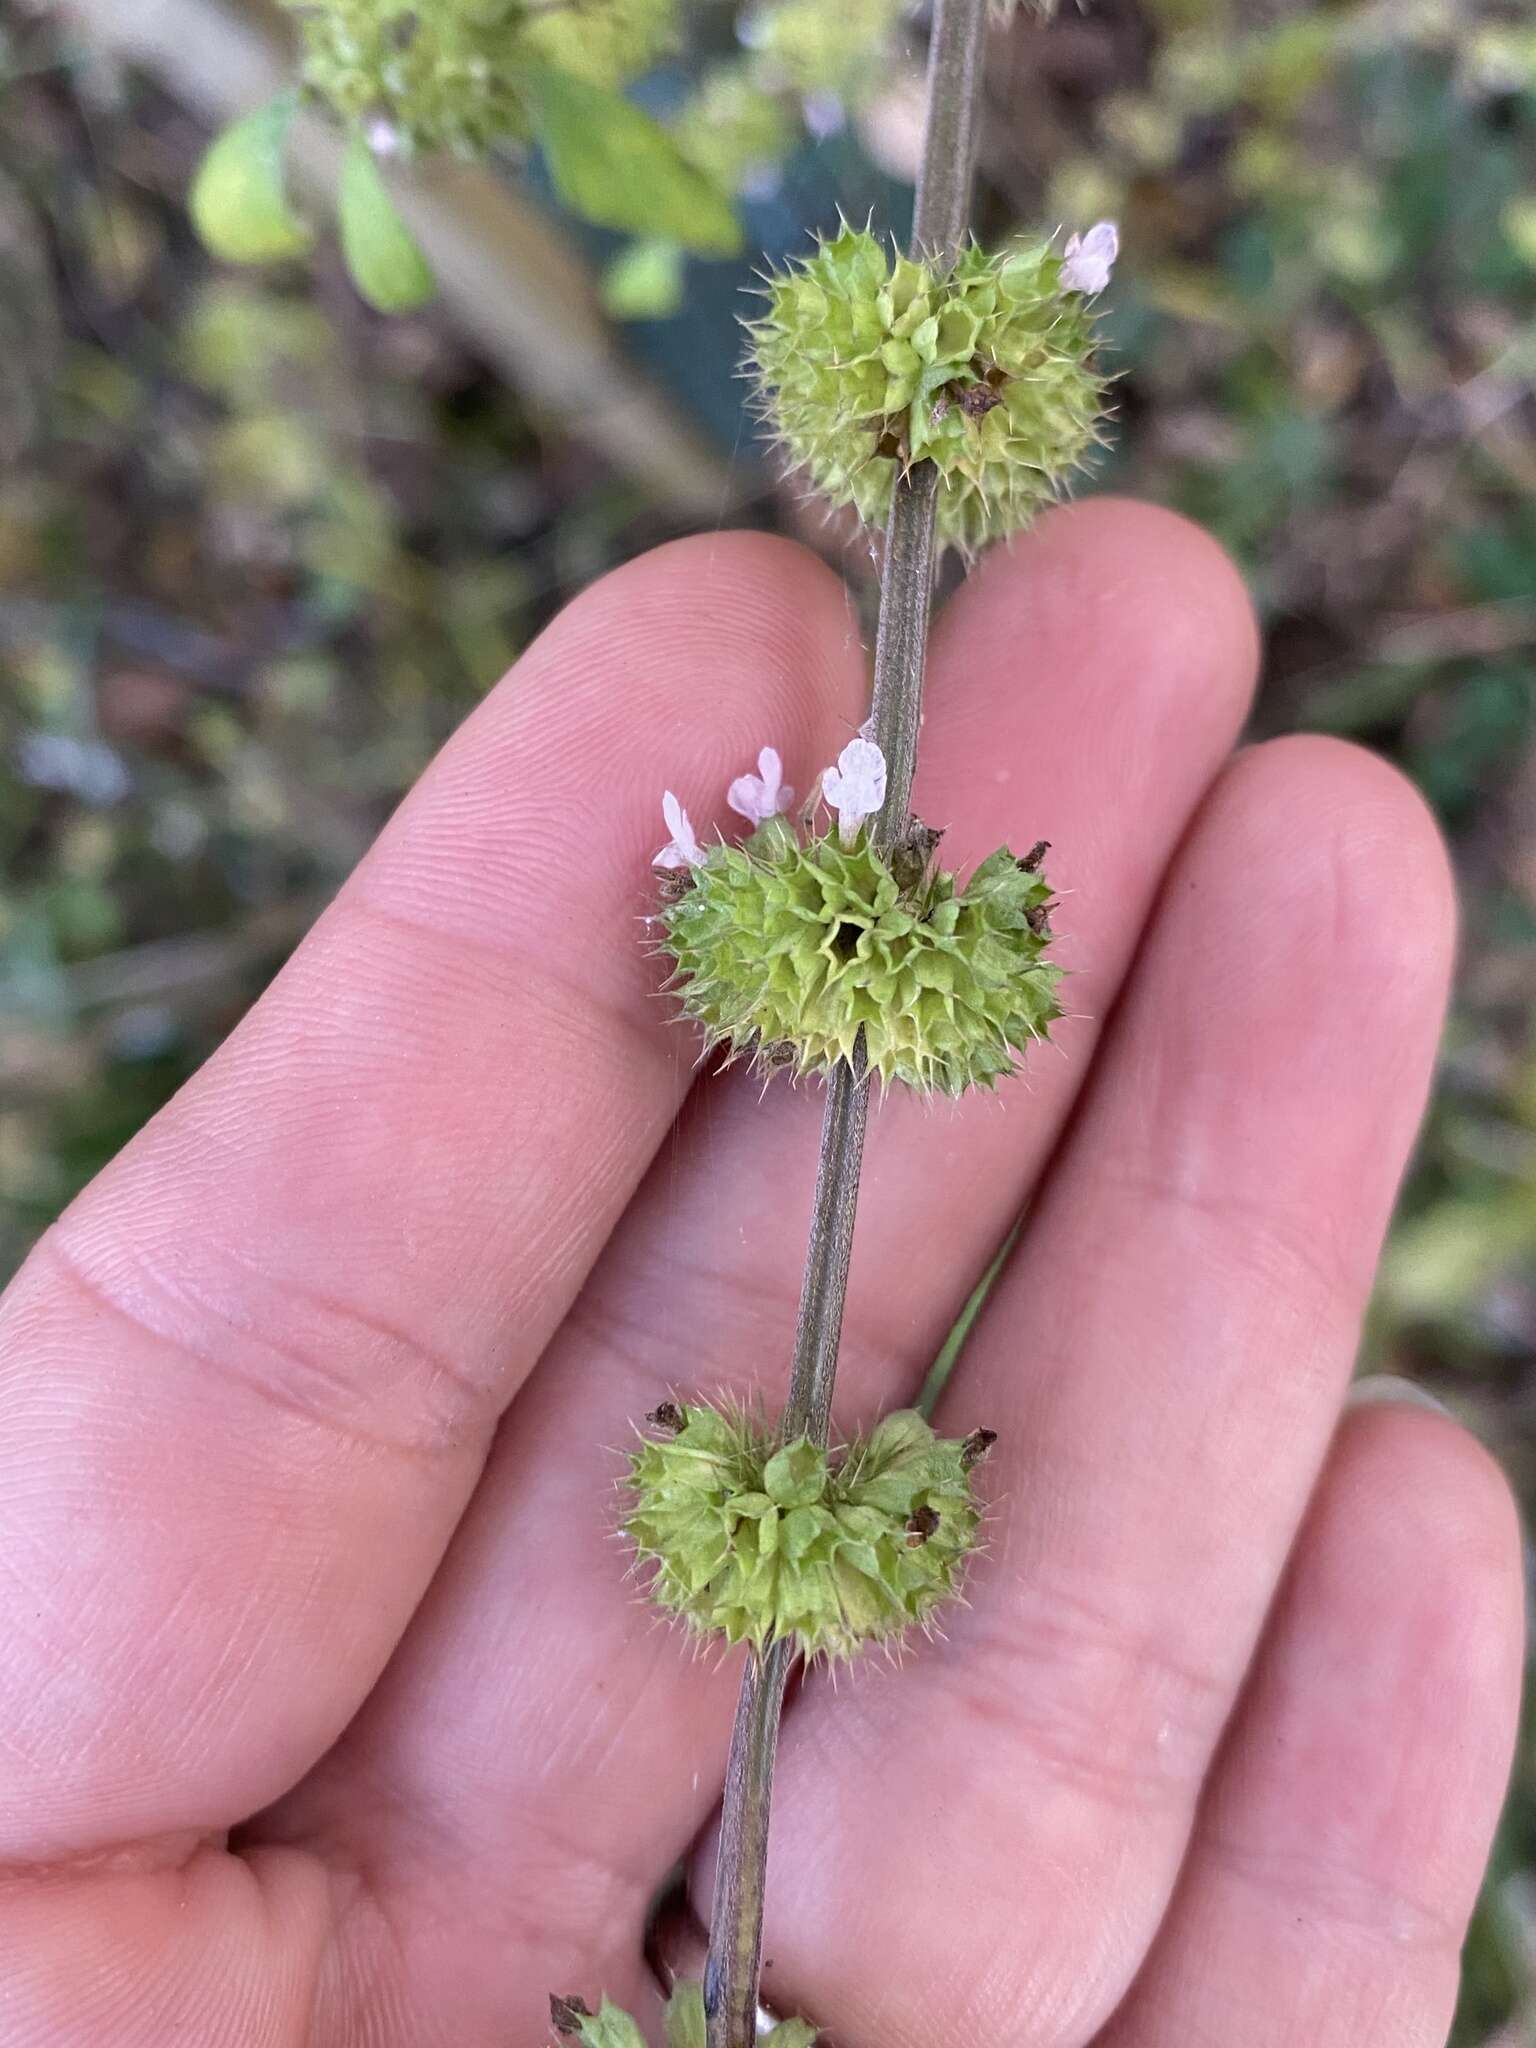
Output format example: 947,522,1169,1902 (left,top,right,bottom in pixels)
658,816,1063,1096
625,1402,995,1661
746,224,1114,553
280,0,676,155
